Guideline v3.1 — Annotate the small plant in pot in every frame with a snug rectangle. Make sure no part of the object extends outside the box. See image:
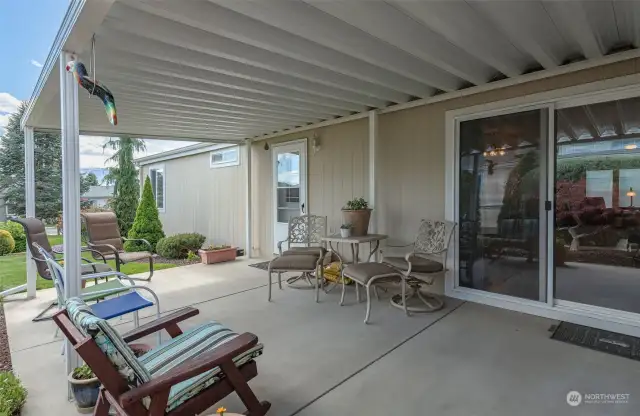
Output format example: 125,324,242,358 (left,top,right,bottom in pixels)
68,364,100,413
340,223,352,238
198,244,237,264
342,197,371,236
